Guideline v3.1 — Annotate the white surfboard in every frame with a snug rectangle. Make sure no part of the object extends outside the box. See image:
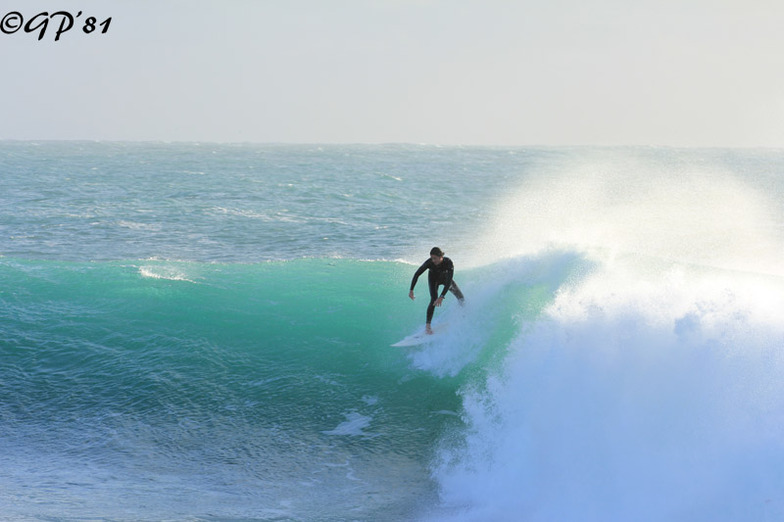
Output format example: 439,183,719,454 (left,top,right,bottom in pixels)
391,323,449,347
